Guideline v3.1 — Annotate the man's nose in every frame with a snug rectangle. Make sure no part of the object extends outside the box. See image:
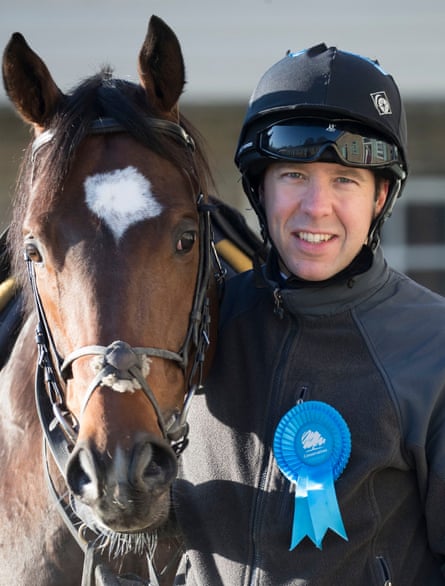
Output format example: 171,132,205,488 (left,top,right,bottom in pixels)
300,180,332,217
